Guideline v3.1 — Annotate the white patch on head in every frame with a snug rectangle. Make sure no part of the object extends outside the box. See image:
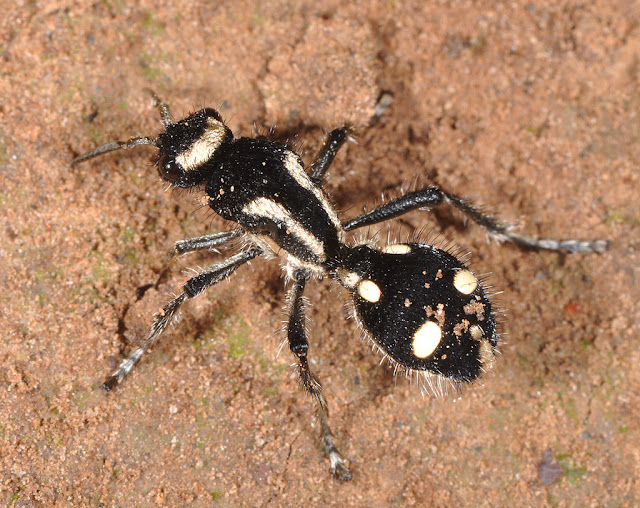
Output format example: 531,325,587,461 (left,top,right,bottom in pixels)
243,197,326,260
282,151,344,237
453,269,478,295
175,117,228,171
382,244,412,254
357,279,381,303
412,321,442,359
469,324,483,340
